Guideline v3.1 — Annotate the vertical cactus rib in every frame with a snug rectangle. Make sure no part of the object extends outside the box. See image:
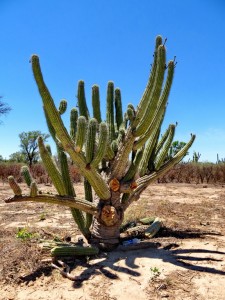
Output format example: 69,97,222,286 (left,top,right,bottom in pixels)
70,108,78,141
77,80,89,119
133,35,163,128
85,118,98,164
133,60,174,150
91,122,108,168
106,81,115,143
75,116,87,152
134,44,166,137
154,124,176,170
38,136,67,196
115,88,123,131
92,85,102,123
